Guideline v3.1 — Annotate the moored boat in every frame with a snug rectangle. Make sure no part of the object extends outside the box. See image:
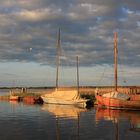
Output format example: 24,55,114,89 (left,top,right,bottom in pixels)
95,32,140,110
41,29,88,107
41,89,88,108
23,96,43,104
96,94,140,110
